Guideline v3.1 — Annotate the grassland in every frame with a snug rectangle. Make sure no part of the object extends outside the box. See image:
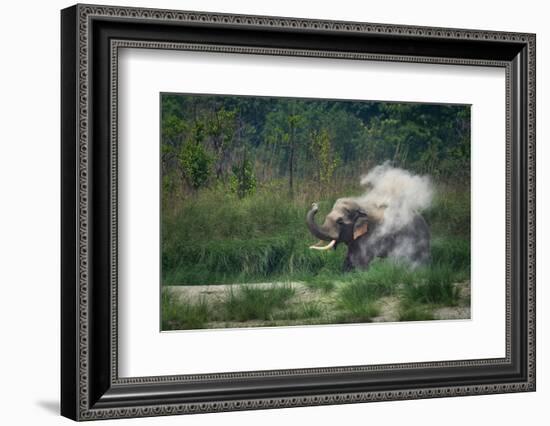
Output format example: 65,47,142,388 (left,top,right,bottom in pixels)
161,180,470,330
